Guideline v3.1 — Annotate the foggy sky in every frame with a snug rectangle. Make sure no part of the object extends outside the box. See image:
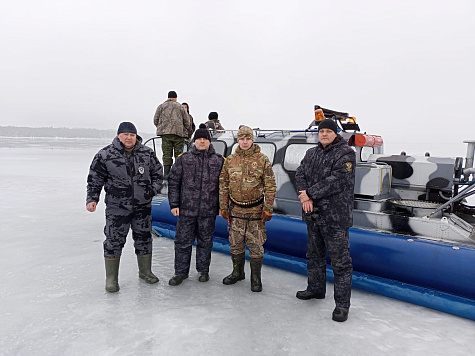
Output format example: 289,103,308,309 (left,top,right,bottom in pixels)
1,0,474,156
